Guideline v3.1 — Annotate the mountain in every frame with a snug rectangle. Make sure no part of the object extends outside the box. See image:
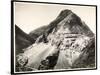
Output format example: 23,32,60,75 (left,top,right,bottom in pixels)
16,9,95,71
15,25,35,54
29,9,94,43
